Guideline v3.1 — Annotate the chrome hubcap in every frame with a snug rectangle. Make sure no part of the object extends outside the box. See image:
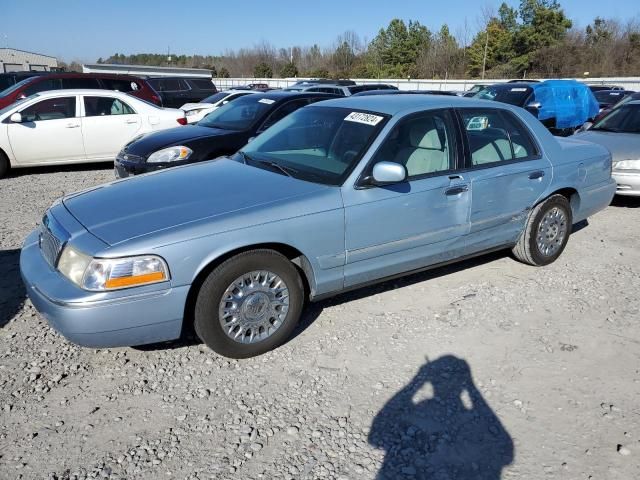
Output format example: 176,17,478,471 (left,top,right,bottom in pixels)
536,207,567,257
218,270,289,344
